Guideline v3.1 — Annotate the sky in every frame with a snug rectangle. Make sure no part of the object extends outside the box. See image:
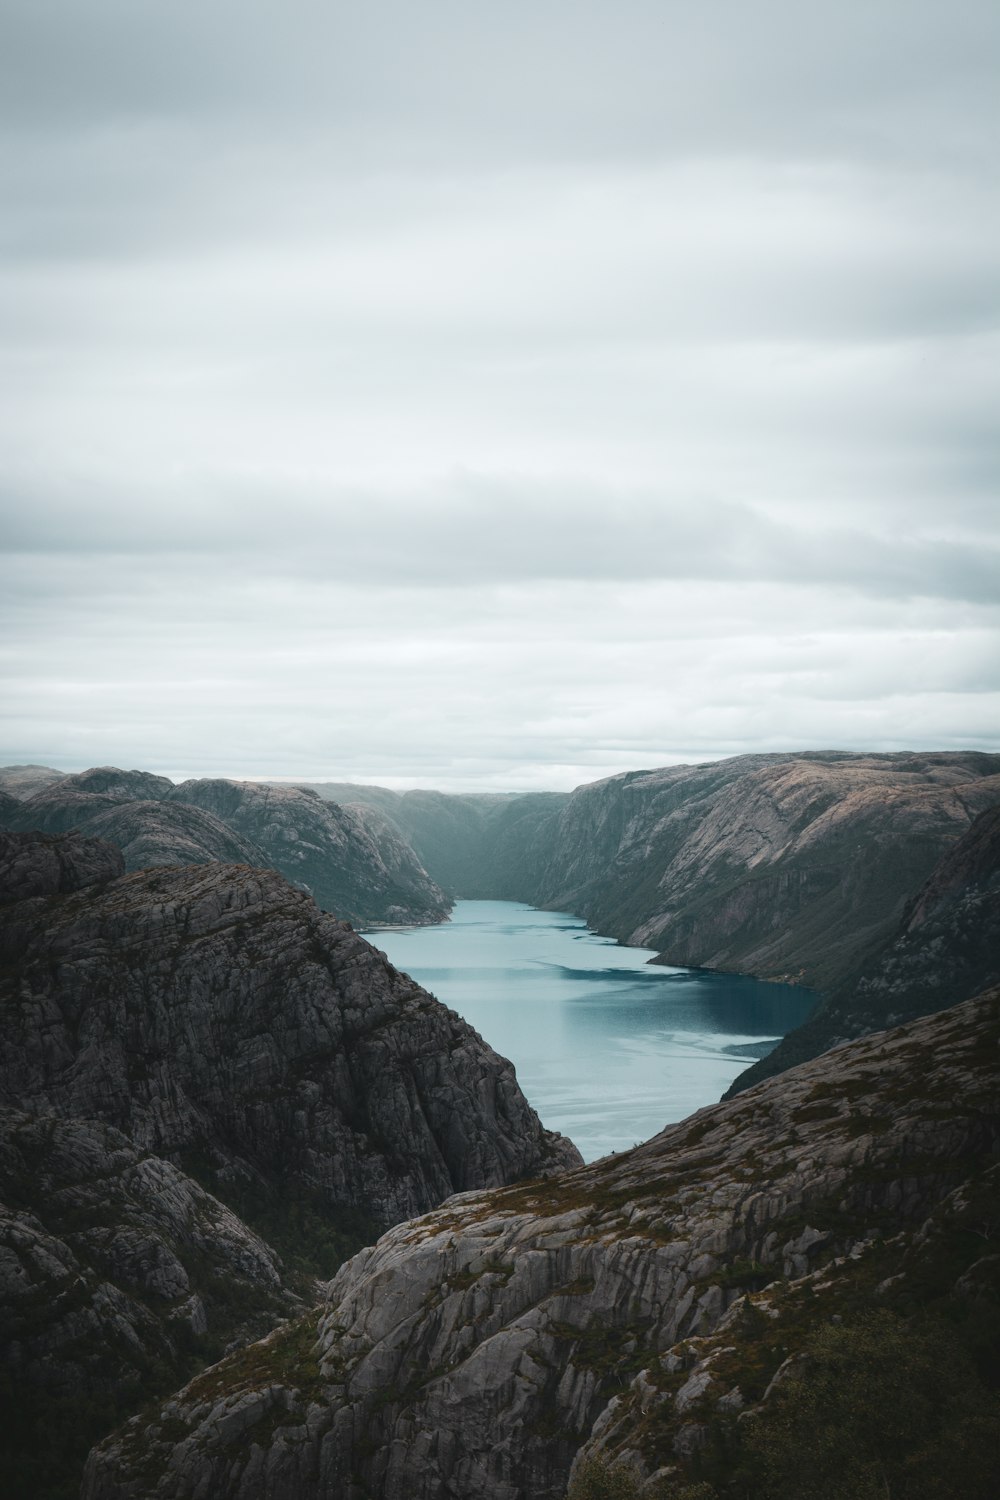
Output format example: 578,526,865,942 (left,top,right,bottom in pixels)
1,1,998,792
